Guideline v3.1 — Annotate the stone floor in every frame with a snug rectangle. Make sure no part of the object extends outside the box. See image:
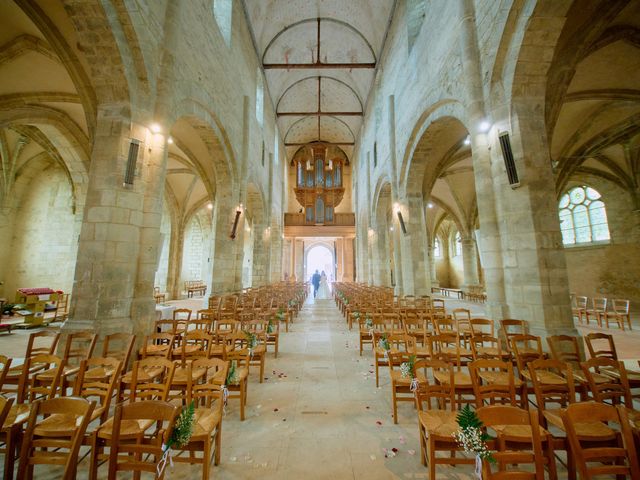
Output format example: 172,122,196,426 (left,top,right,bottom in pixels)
1,295,637,478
